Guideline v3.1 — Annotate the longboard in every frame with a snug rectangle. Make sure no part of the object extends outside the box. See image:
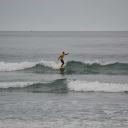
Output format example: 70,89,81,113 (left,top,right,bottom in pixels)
57,65,65,69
